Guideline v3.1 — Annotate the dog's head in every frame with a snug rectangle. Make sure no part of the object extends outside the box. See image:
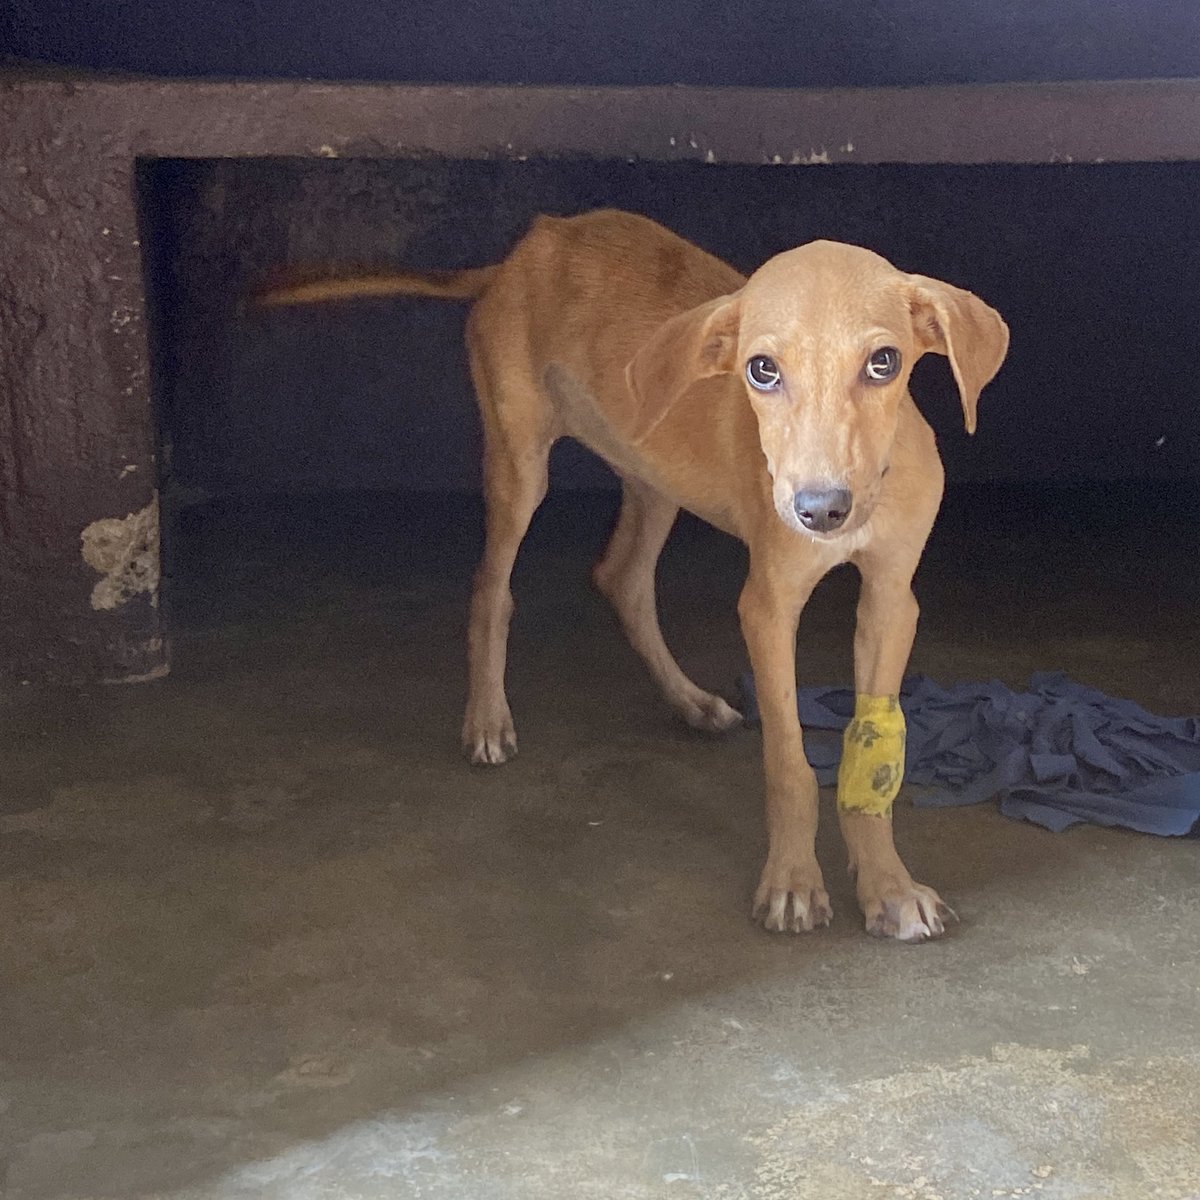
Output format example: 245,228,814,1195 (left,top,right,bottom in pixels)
625,241,1008,538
